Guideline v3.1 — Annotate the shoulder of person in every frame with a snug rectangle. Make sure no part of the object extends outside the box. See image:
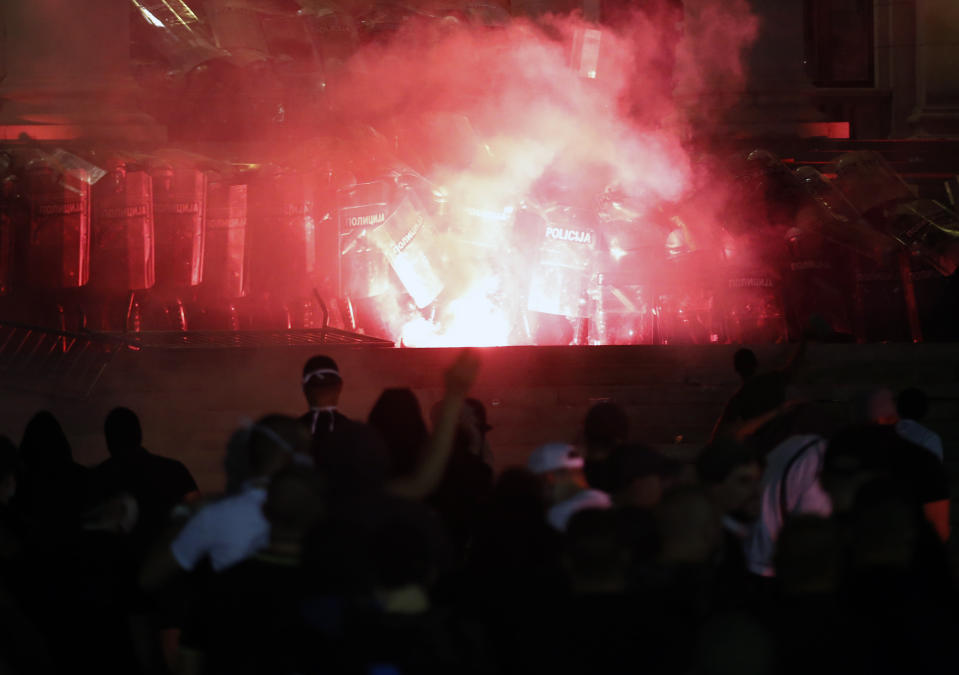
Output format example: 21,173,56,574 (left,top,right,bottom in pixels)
146,452,196,479
771,433,823,459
